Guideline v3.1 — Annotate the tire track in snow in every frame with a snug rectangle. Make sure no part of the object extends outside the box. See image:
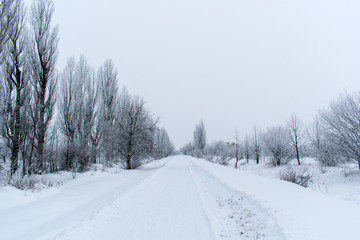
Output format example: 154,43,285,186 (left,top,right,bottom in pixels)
54,157,215,240
53,160,171,240
187,157,286,240
1,162,165,240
